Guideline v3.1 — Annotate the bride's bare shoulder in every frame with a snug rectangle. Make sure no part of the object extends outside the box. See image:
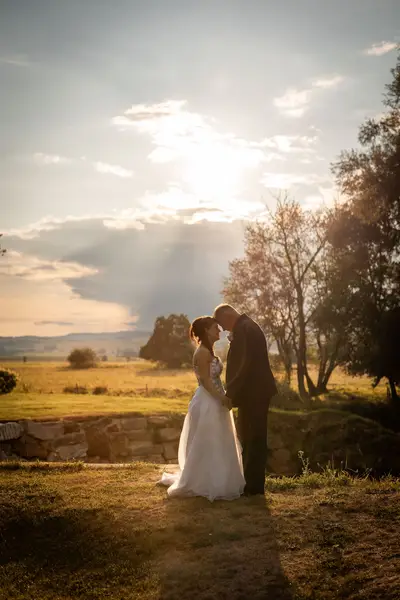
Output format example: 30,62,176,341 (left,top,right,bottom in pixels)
193,345,212,366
